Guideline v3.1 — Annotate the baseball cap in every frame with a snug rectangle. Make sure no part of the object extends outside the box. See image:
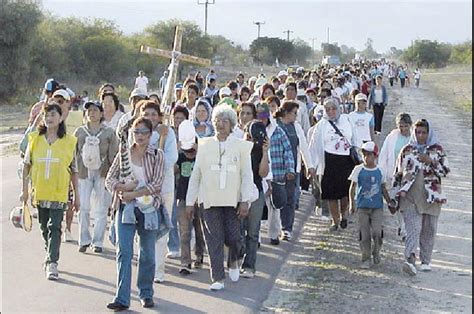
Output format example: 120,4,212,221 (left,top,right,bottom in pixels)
178,120,197,151
84,100,104,112
175,82,183,90
354,93,368,102
296,67,305,74
44,79,59,93
297,89,306,97
52,89,71,101
277,70,289,77
219,87,232,98
361,141,378,156
129,88,148,99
